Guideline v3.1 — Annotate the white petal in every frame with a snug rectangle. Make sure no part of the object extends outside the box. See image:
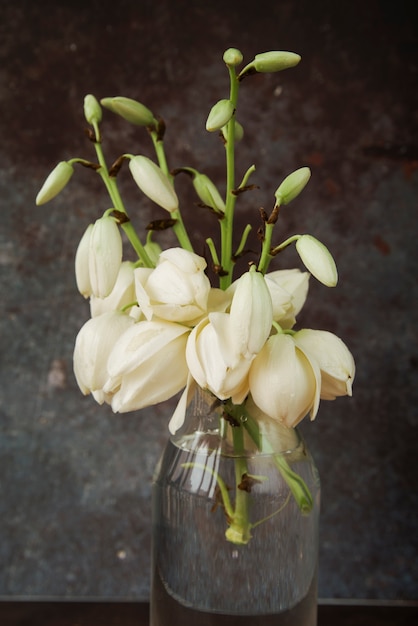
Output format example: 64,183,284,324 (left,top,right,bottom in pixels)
89,216,123,298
